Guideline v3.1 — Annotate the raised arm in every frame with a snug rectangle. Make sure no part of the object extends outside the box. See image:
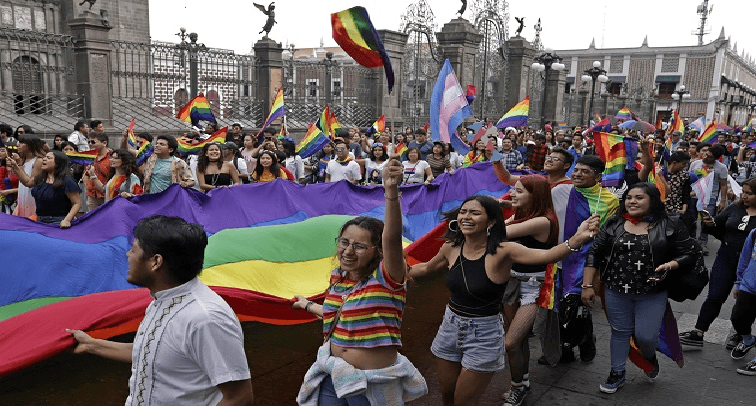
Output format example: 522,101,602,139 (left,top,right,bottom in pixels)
492,160,520,186
6,156,34,187
504,216,551,241
381,159,406,283
638,138,653,182
409,243,451,279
